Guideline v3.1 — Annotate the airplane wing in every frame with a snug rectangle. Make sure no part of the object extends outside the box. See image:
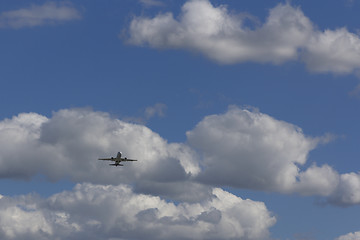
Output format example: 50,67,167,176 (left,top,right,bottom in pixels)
122,158,137,162
98,158,115,161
